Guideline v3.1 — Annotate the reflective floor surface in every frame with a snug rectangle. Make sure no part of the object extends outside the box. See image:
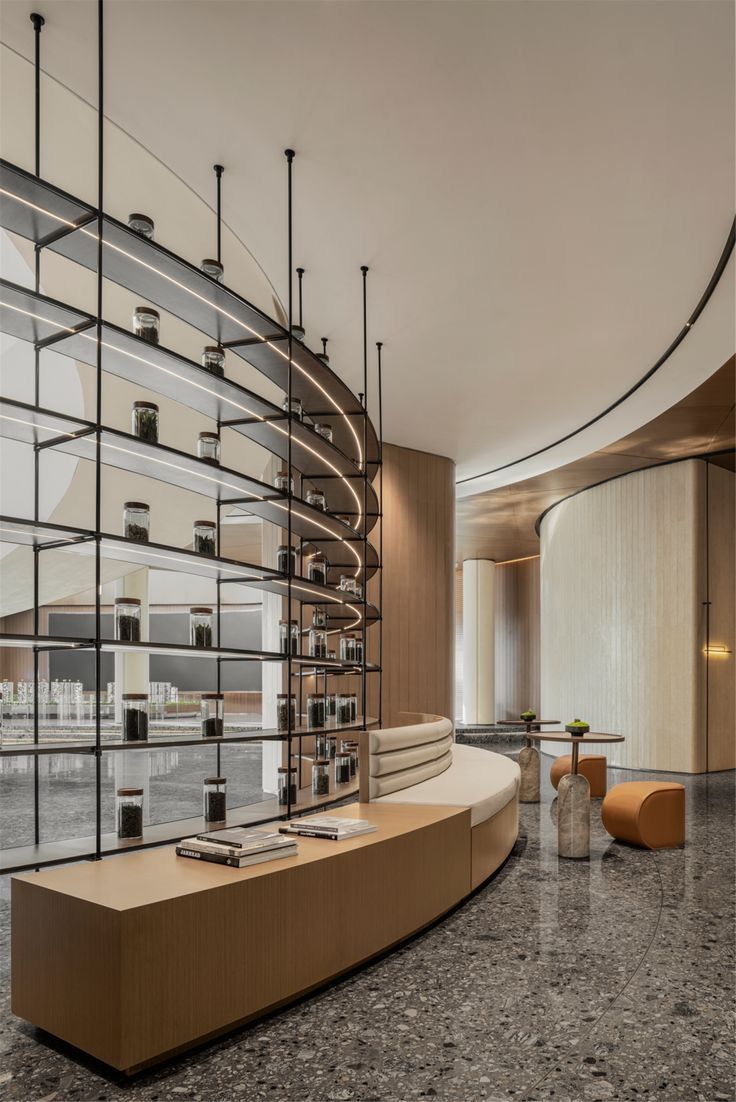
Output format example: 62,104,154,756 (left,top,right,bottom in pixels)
0,745,733,1101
